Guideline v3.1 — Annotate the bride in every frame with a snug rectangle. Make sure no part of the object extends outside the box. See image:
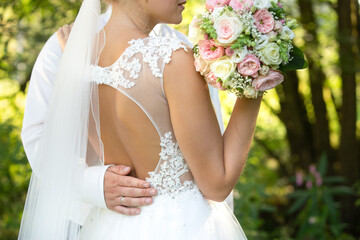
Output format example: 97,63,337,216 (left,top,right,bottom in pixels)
19,0,261,239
